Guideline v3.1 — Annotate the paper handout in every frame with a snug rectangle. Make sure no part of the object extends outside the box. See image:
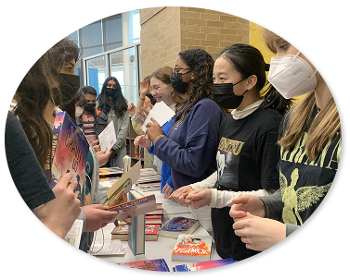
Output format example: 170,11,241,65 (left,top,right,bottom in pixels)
142,101,175,132
104,160,142,207
98,121,117,152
